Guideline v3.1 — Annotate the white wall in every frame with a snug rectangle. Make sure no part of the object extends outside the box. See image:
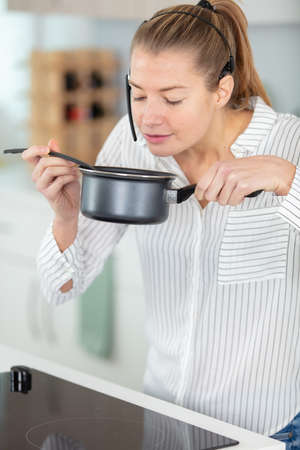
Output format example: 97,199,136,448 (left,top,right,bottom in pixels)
0,7,34,148
249,24,300,115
